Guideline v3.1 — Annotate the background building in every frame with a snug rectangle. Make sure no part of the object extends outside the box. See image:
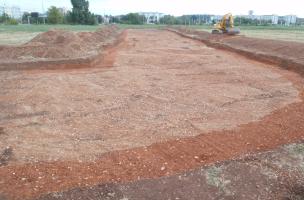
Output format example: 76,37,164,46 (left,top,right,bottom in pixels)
138,12,165,24
284,15,297,25
259,15,279,25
